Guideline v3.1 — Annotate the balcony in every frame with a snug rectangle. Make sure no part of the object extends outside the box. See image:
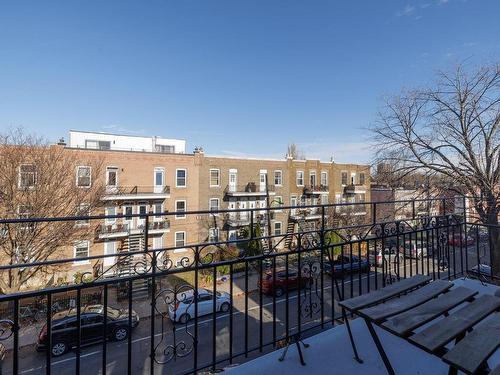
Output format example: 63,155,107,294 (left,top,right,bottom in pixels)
0,198,497,375
101,185,171,201
289,207,323,221
302,185,329,195
225,212,270,227
344,183,366,195
95,219,170,239
224,183,276,197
